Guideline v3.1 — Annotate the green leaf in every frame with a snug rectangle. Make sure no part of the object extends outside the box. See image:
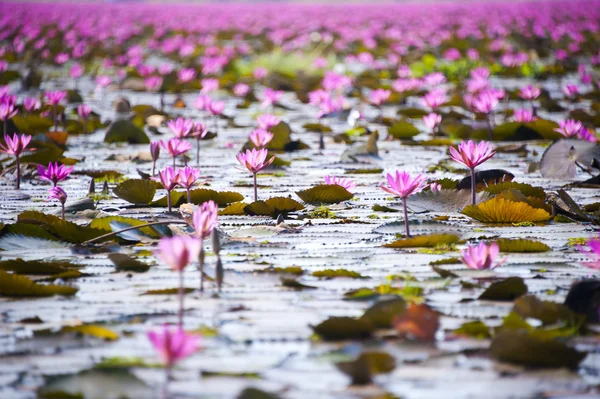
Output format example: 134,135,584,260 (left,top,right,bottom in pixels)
62,325,119,341
312,316,373,341
387,120,420,140
108,253,150,273
17,211,107,244
0,269,78,297
20,145,64,165
219,202,247,215
512,295,584,326
296,184,353,204
244,197,305,217
104,119,149,144
383,233,460,248
151,190,186,207
312,269,367,279
454,321,491,339
281,278,317,290
483,182,546,199
496,238,550,253
0,258,81,275
188,188,244,206
360,298,407,328
142,288,194,295
478,277,528,301
12,114,54,134
113,179,156,205
1,223,61,241
490,330,586,369
336,352,396,385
